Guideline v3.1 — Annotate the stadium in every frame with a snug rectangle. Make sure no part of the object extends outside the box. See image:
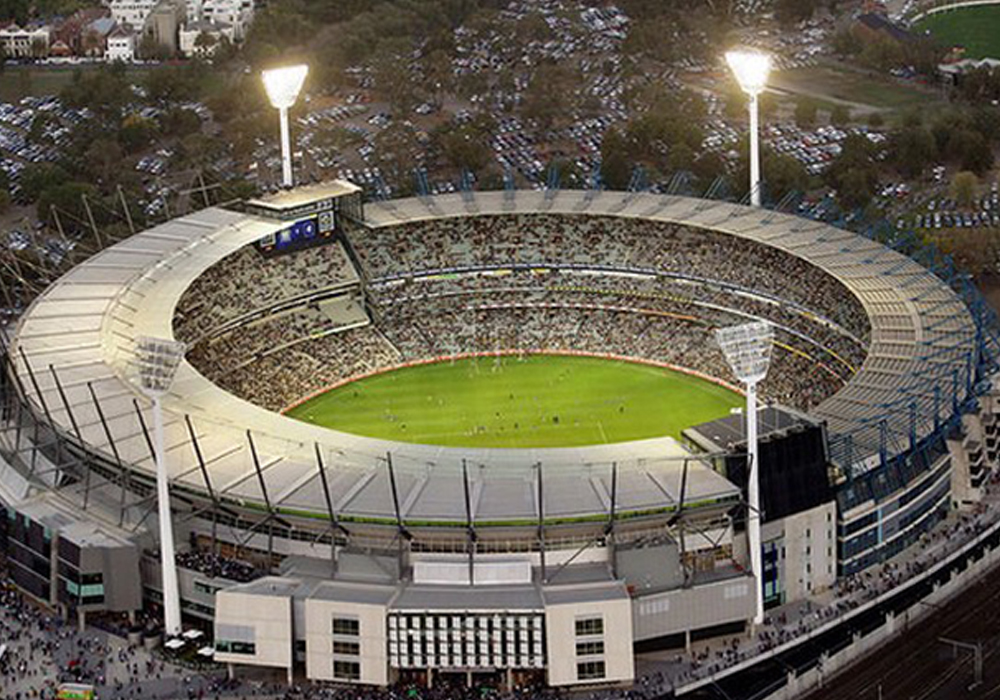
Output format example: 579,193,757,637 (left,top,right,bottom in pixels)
0,181,997,690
